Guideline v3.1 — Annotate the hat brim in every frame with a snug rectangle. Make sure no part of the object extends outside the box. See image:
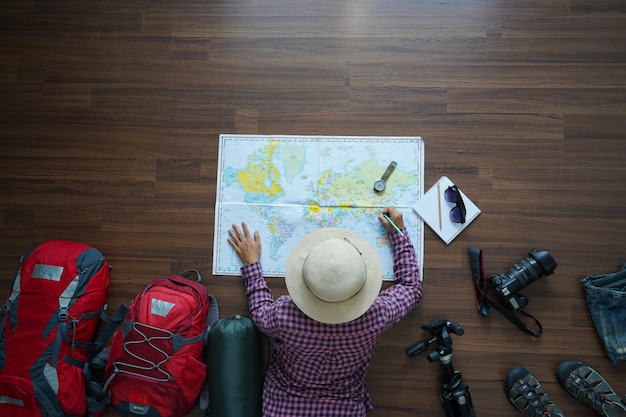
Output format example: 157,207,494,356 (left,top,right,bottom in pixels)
285,228,383,324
